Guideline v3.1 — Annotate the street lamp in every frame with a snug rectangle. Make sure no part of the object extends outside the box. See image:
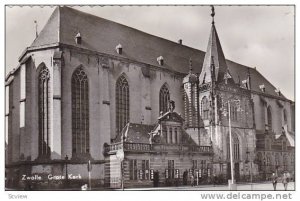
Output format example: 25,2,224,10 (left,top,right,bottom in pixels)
222,99,241,190
65,155,69,188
